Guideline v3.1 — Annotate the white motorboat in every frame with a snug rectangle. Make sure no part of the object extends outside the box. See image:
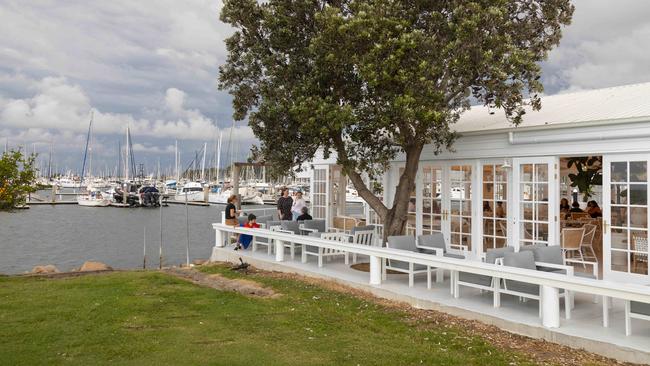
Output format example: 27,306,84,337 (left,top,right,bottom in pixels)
209,186,264,205
175,182,205,202
77,186,111,207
